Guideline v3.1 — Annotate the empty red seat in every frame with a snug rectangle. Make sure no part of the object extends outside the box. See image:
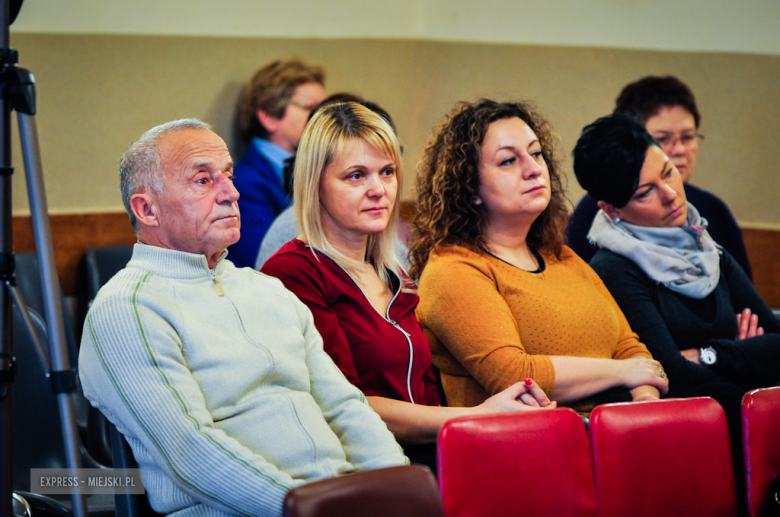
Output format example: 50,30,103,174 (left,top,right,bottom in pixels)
438,409,597,517
590,398,737,517
282,465,444,517
742,386,780,517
